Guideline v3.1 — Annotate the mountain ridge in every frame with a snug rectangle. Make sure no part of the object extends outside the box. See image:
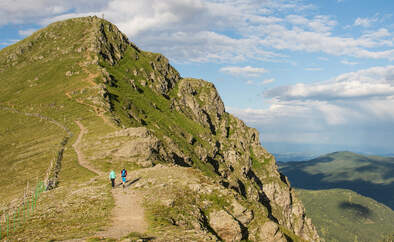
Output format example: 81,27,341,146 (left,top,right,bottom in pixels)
0,16,319,241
